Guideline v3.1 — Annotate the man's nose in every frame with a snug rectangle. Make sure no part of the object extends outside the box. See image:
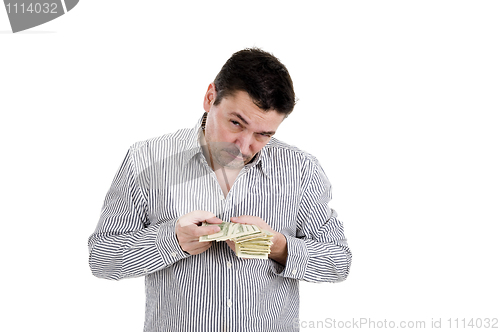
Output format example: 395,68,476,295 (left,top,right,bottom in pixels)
236,133,253,157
